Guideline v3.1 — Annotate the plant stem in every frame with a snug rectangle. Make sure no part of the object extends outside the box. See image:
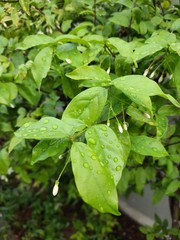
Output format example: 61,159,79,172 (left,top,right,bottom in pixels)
93,0,97,26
